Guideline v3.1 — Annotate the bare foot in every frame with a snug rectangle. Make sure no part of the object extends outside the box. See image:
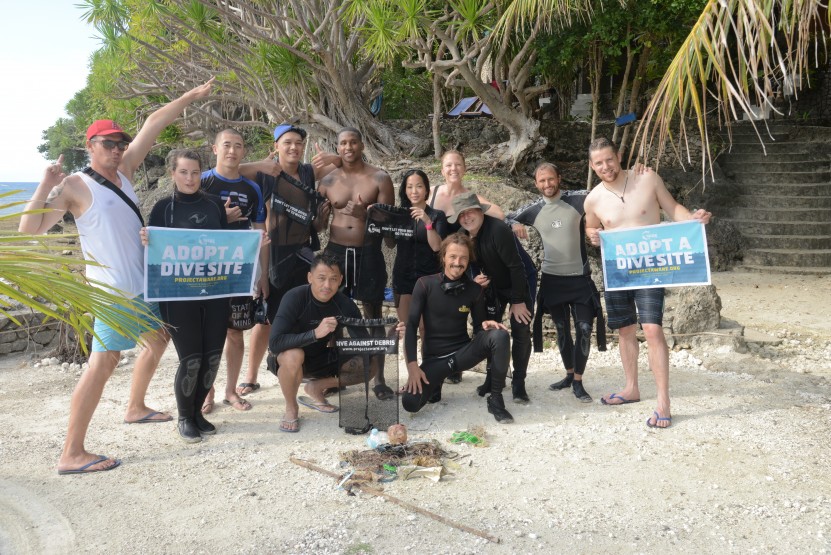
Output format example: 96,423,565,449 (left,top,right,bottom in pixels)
57,452,120,475
600,391,641,405
123,407,172,424
223,395,252,411
303,382,329,405
647,410,672,428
